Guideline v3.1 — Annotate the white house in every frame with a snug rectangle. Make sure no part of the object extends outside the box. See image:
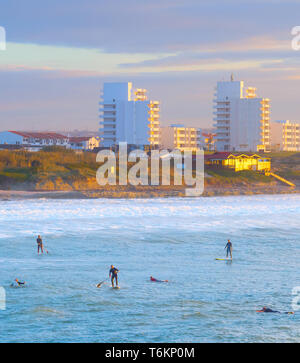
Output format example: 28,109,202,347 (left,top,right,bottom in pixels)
68,136,100,150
